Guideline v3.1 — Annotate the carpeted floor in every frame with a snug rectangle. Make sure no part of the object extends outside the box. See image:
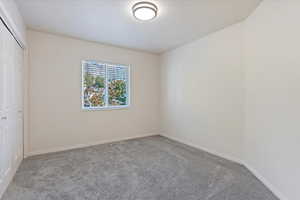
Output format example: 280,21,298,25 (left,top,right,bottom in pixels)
2,136,278,200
